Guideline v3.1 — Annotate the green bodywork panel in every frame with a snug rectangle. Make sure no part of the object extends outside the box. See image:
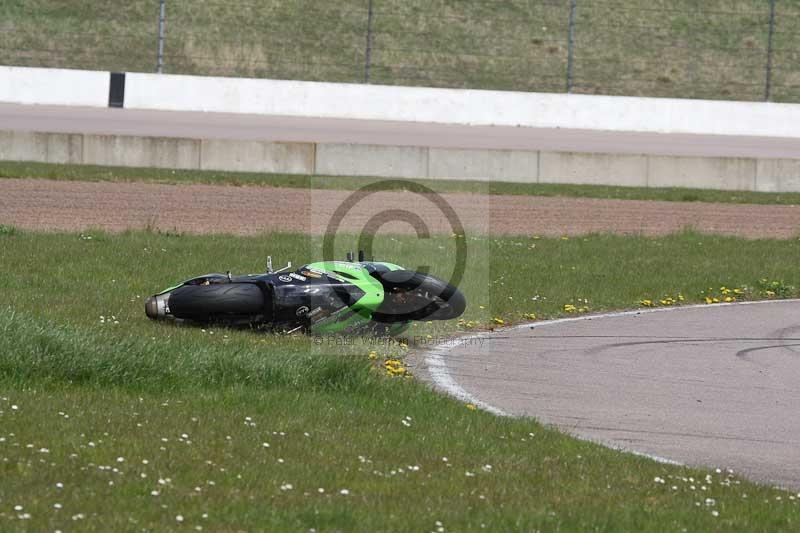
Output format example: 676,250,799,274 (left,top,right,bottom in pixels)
305,261,404,334
156,282,184,296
